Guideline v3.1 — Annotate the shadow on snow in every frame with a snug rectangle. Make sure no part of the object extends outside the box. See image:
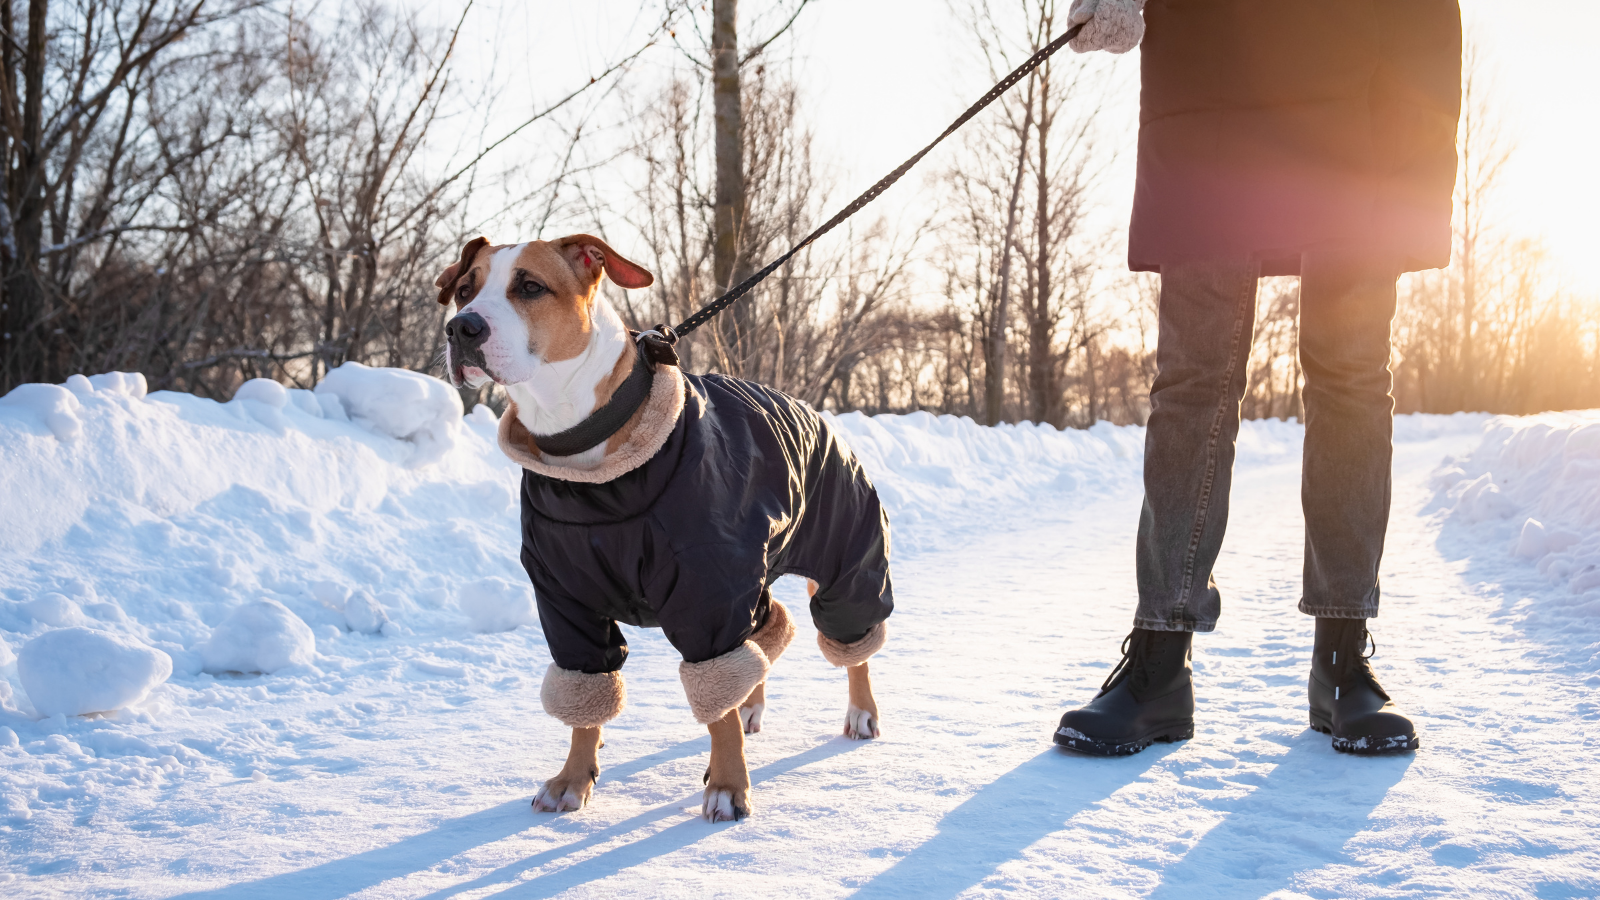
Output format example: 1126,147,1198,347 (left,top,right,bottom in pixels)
847,745,1170,900
165,736,710,900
